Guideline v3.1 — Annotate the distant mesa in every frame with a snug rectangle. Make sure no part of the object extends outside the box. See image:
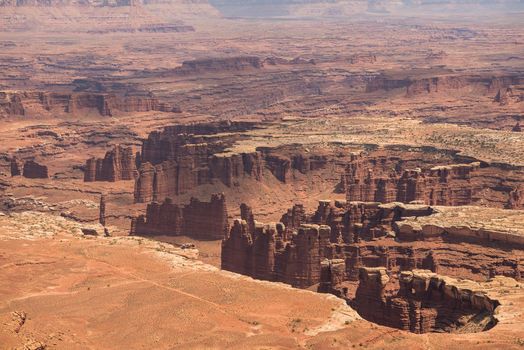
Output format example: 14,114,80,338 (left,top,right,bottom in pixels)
174,55,316,75
0,90,180,118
